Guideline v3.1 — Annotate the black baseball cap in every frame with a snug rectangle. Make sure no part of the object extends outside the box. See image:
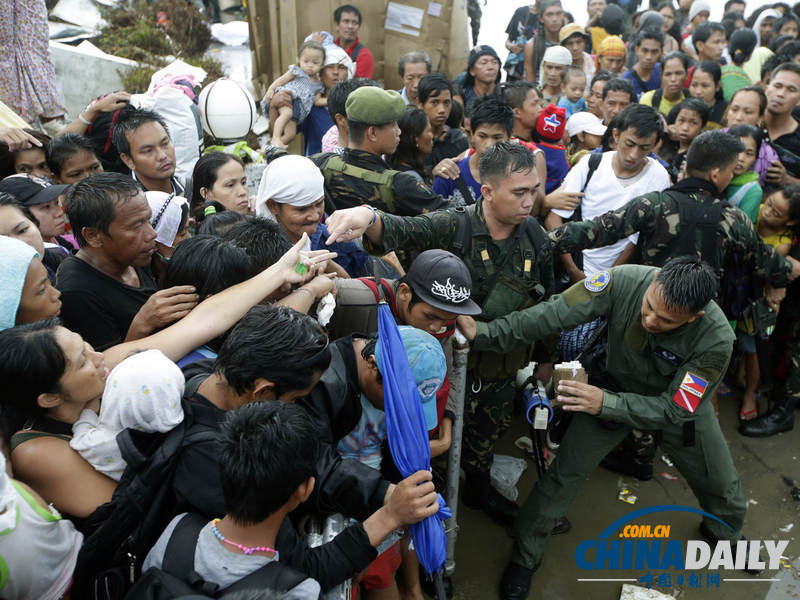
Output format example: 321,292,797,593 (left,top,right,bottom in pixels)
407,250,482,316
0,174,70,206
